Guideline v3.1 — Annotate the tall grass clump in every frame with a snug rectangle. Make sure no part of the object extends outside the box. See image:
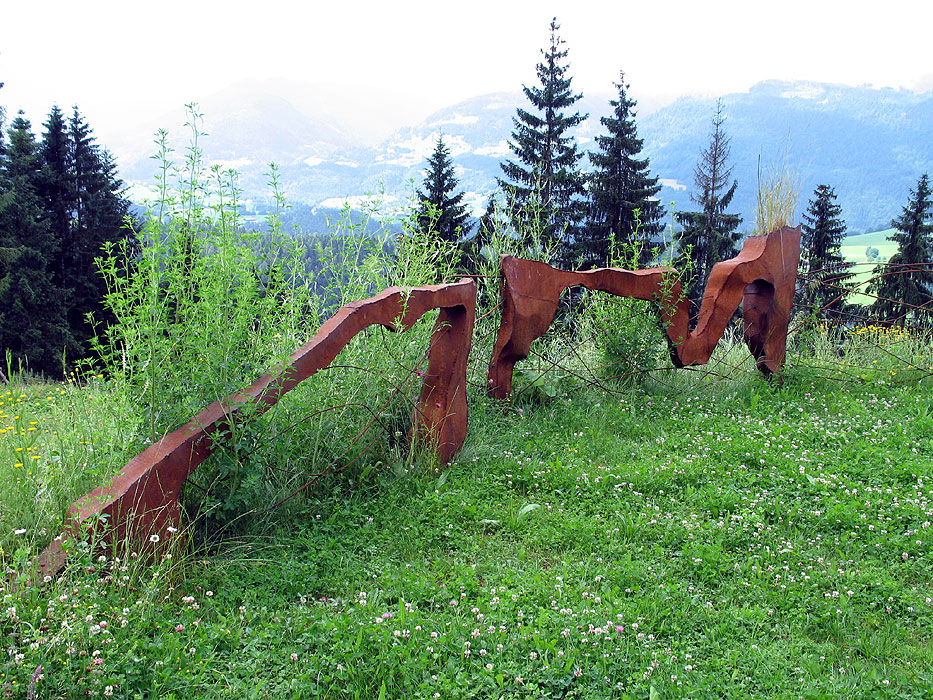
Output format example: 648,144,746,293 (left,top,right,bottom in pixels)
755,151,799,235
0,375,139,565
787,318,933,389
